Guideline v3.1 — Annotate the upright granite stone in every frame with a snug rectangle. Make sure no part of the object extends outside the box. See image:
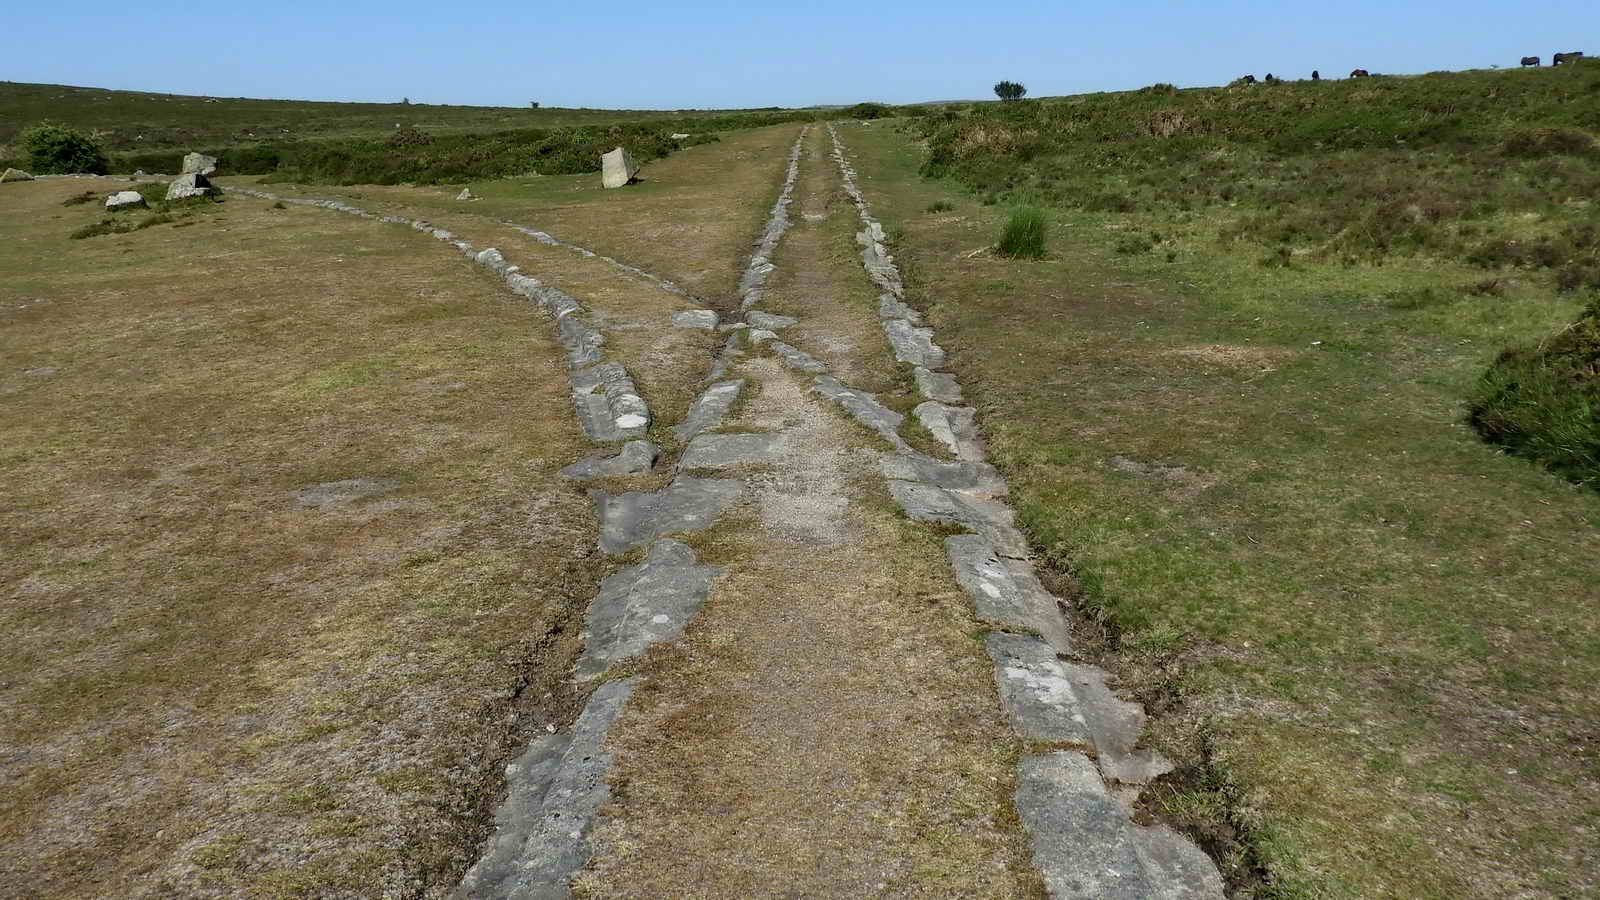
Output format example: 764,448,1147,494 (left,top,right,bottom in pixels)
165,173,214,201
181,152,218,176
601,146,638,189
